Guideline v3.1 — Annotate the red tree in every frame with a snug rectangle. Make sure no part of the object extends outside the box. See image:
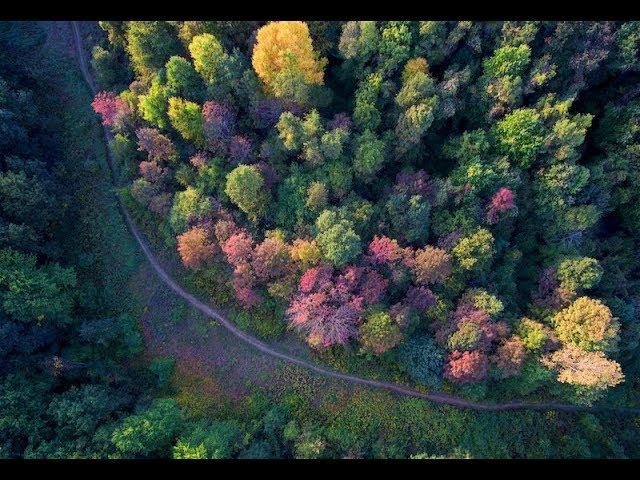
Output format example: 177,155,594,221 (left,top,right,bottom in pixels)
148,193,172,216
177,226,217,270
412,246,452,285
213,219,240,244
492,336,526,377
92,91,129,127
532,266,572,310
444,350,489,384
